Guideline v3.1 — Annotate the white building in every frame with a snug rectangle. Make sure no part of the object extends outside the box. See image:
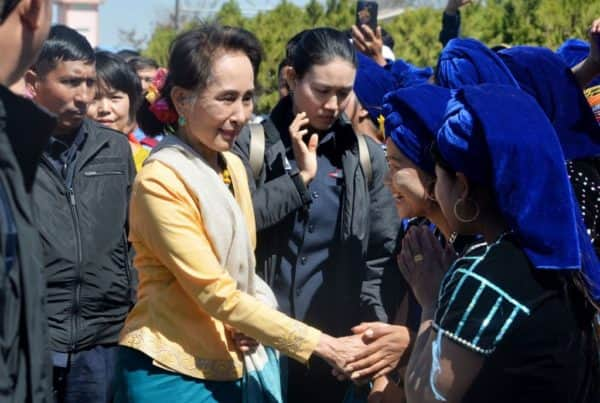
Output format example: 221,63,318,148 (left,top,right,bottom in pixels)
54,0,104,48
